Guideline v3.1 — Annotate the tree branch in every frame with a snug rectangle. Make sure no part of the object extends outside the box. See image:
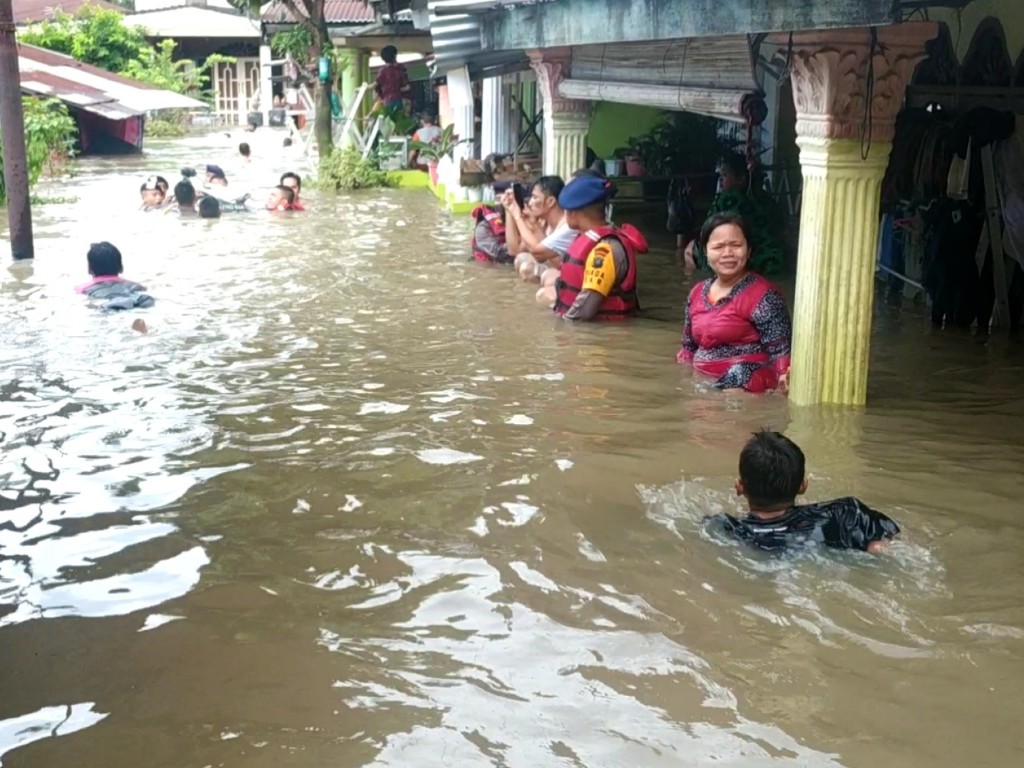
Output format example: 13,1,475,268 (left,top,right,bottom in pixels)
278,0,318,36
